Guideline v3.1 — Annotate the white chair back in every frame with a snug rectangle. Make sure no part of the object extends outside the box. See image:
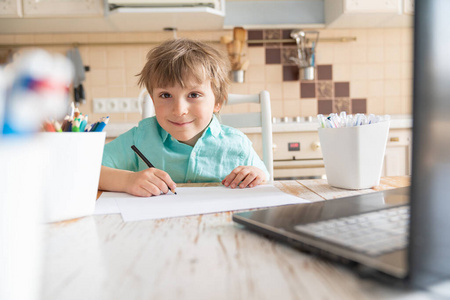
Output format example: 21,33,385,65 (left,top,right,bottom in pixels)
219,91,273,181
